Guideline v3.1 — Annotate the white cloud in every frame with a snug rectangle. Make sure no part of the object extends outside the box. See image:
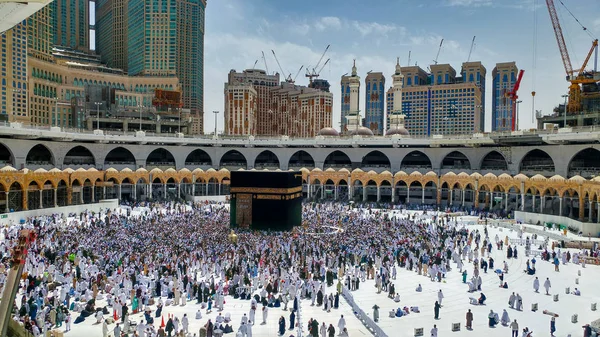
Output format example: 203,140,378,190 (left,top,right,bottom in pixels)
315,16,342,31
351,21,400,37
445,0,492,7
